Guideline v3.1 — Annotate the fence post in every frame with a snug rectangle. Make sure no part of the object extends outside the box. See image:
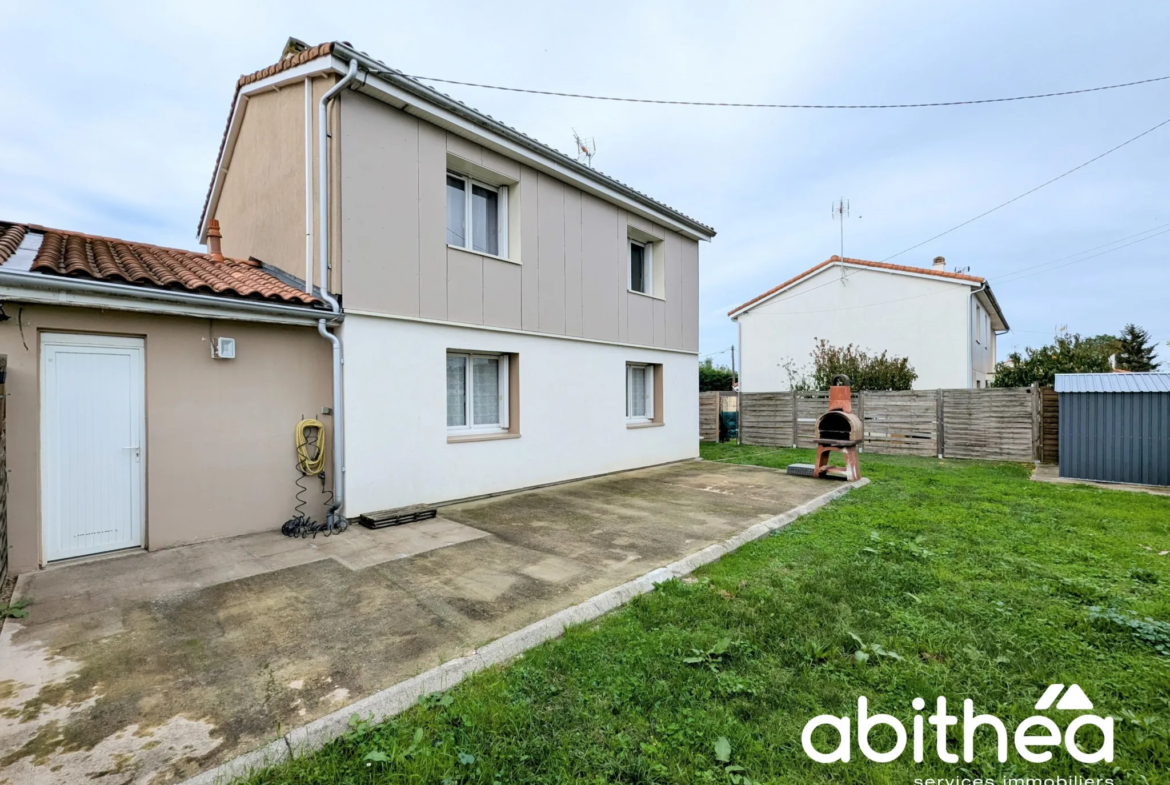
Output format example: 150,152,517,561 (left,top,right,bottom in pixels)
791,390,798,448
936,389,945,459
1034,383,1043,463
857,391,866,453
